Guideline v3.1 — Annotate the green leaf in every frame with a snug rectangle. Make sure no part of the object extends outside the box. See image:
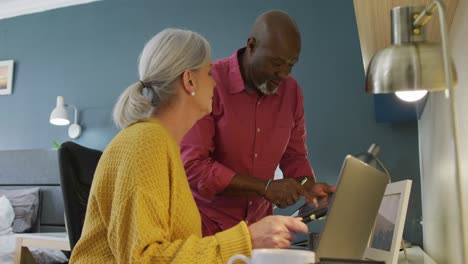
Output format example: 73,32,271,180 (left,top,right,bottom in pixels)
52,141,60,149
